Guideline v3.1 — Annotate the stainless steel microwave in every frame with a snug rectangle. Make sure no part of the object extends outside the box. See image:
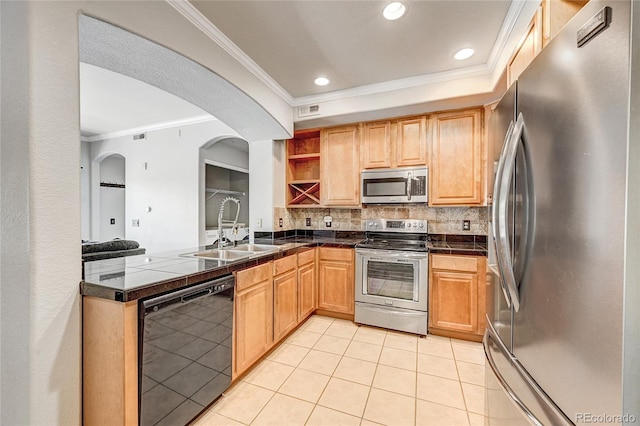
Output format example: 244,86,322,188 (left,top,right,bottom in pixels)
361,167,428,204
